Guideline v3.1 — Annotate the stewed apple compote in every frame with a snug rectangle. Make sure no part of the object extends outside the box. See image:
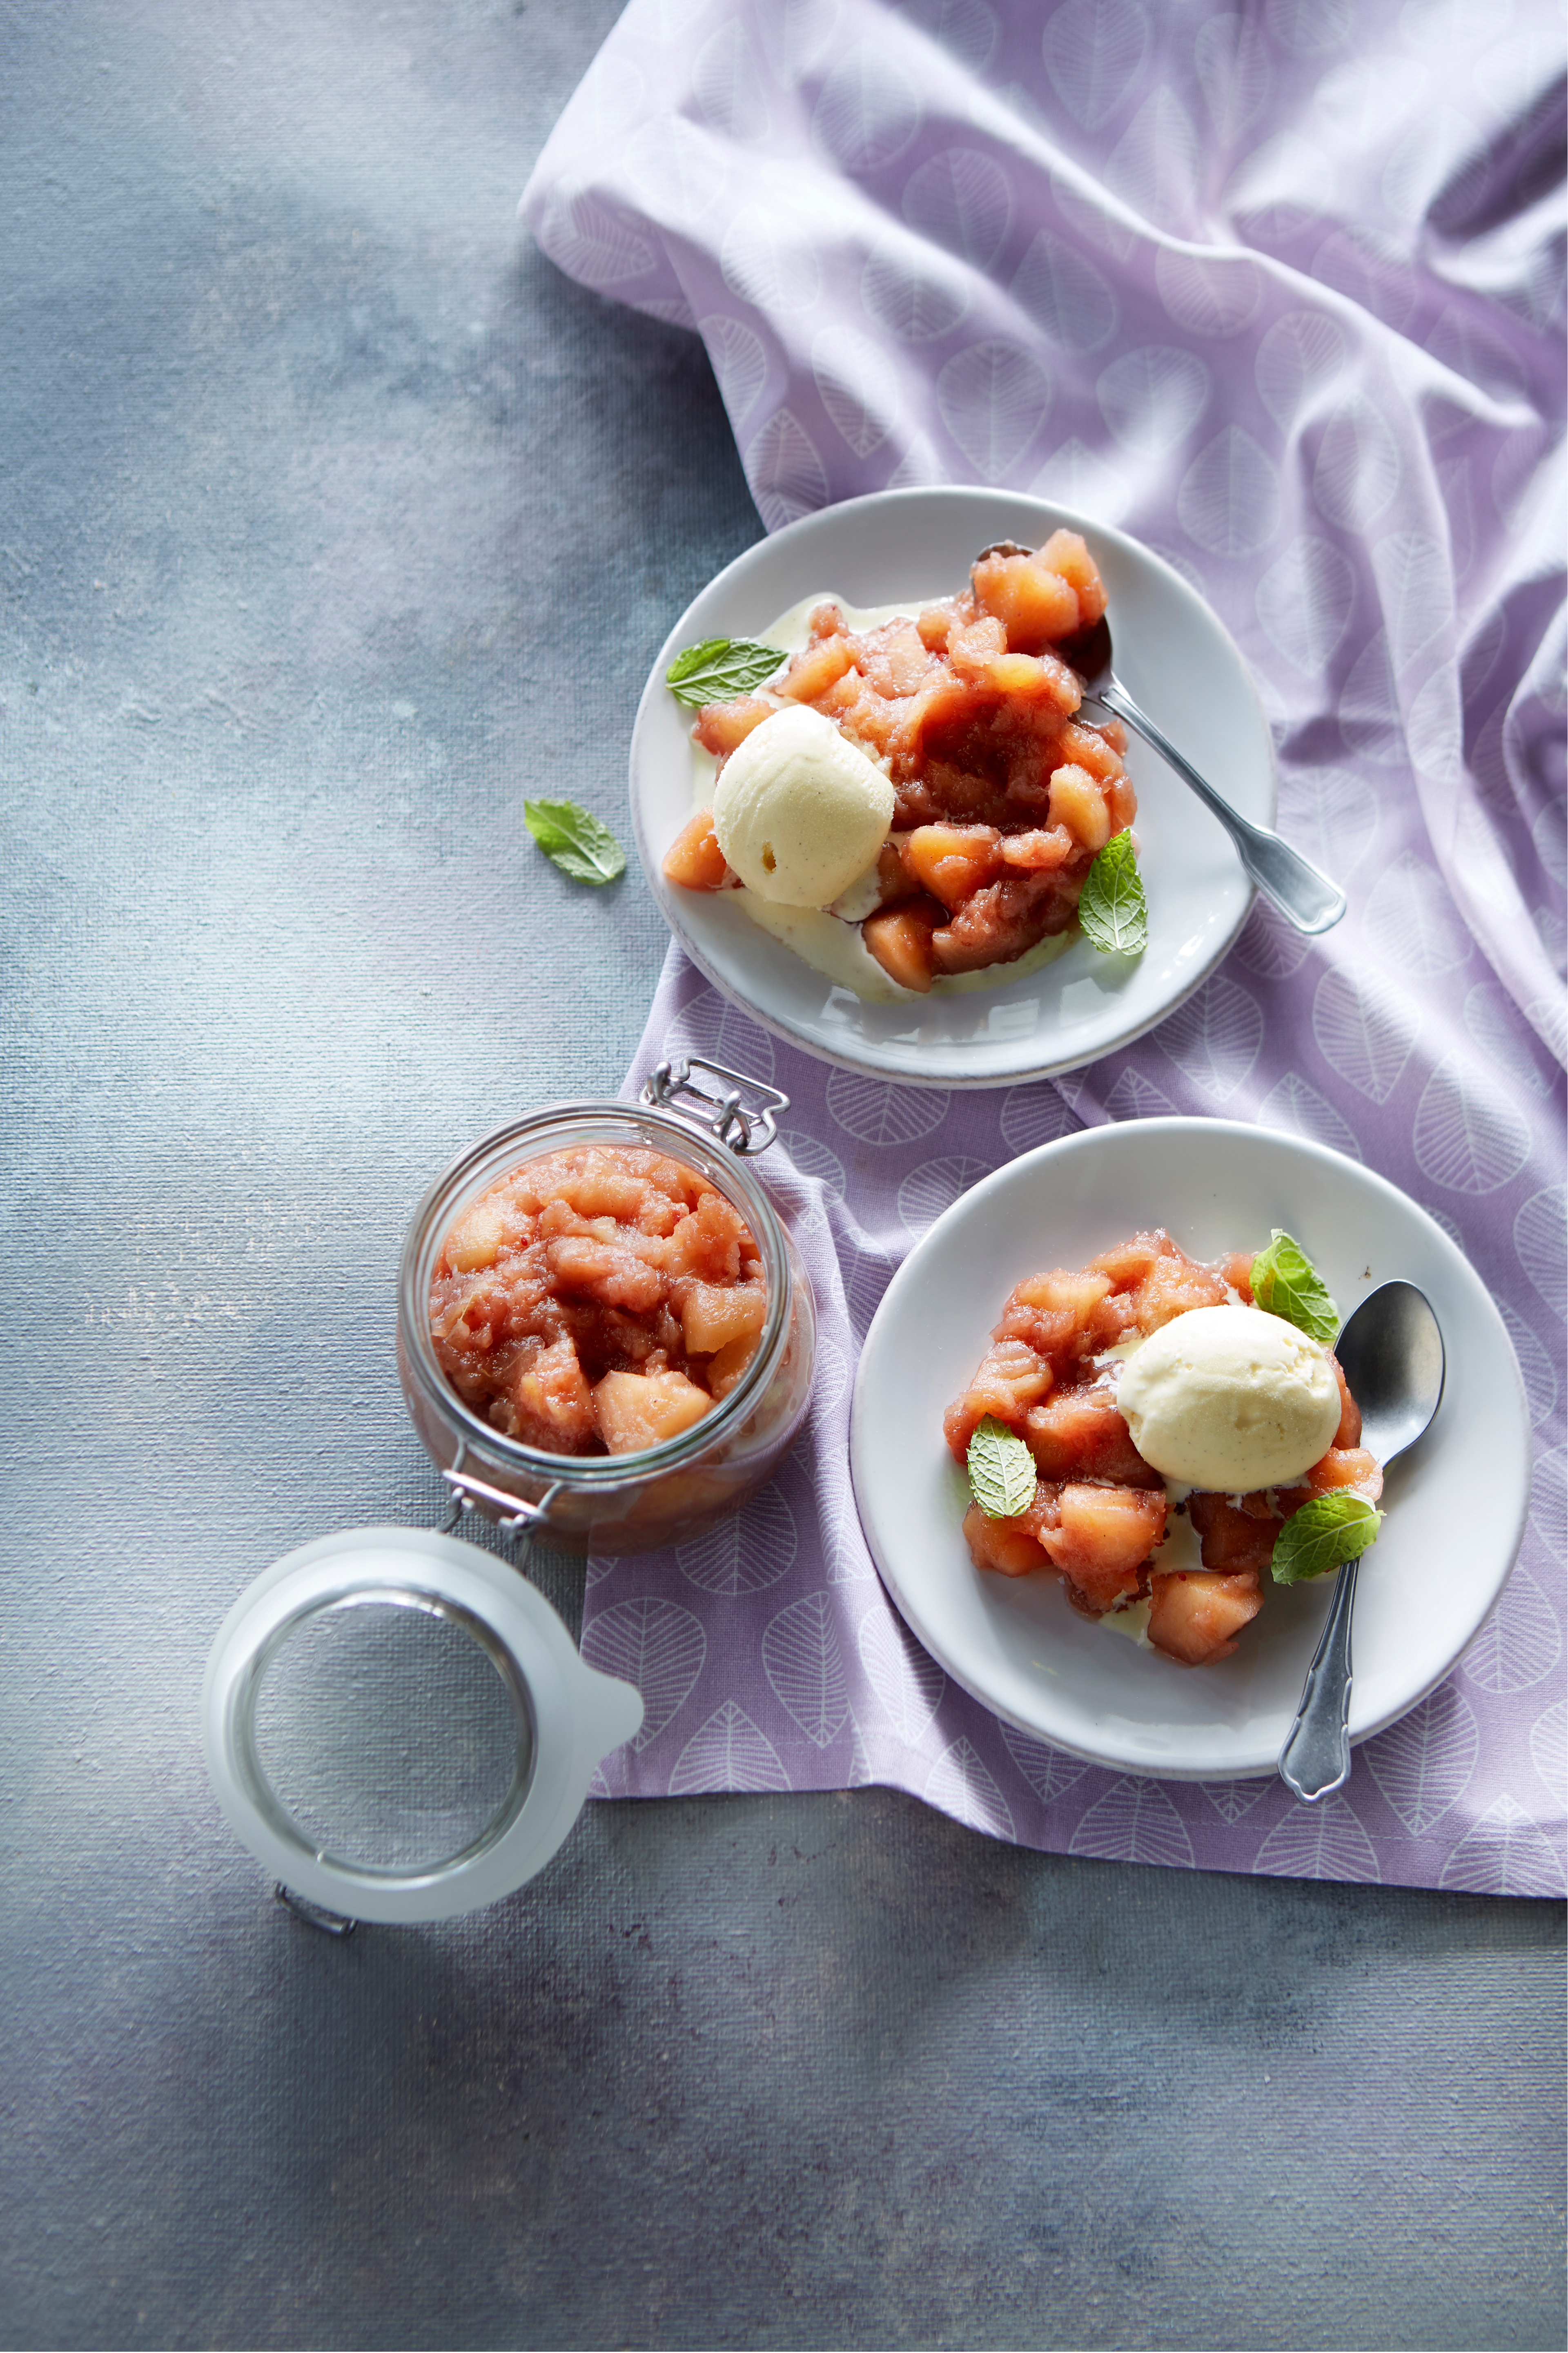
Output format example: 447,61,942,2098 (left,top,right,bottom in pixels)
429,1145,766,1457
665,533,1136,994
944,1230,1379,1667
